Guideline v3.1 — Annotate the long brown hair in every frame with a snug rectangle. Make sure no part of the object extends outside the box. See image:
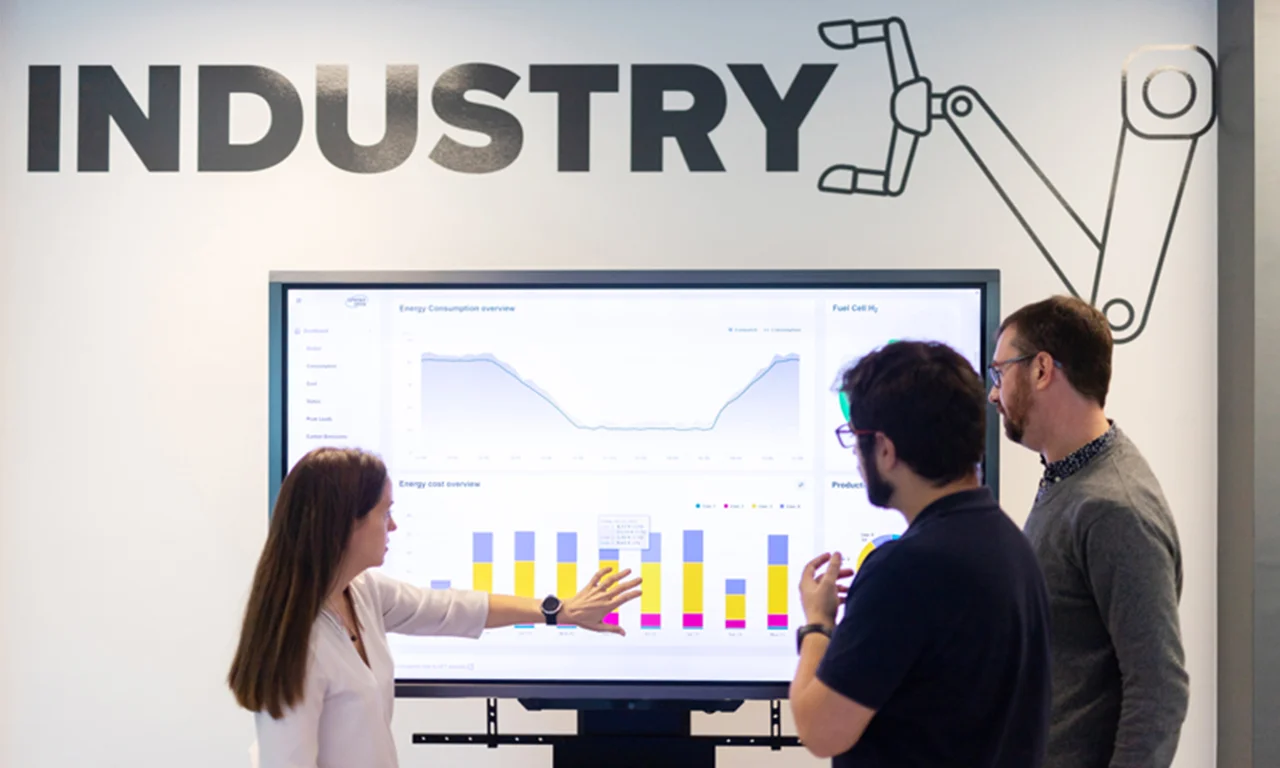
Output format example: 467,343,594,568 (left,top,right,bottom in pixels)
228,446,387,718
